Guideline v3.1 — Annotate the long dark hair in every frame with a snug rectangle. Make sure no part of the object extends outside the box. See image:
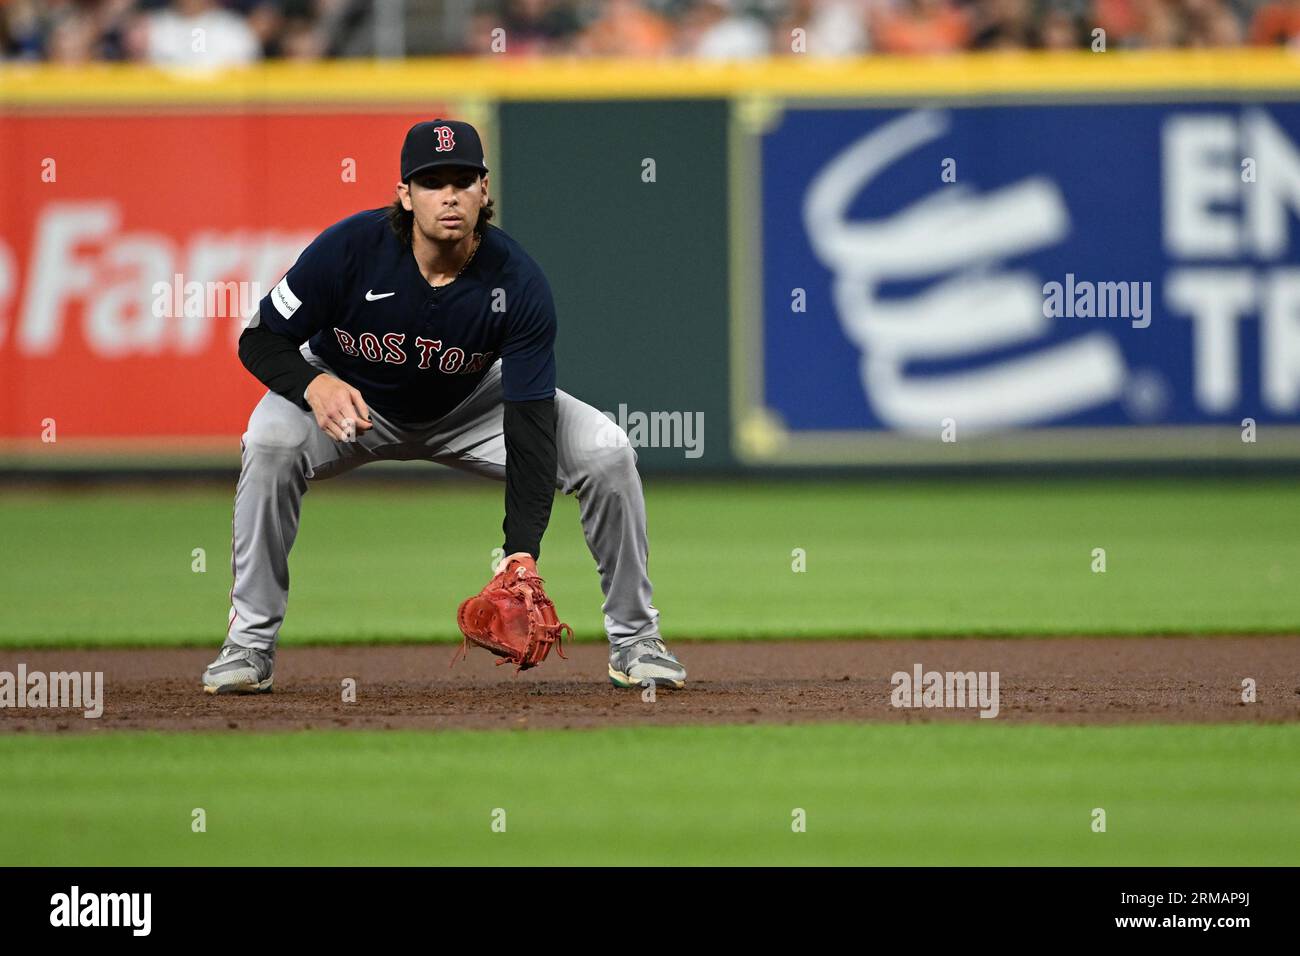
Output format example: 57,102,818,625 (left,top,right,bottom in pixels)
387,186,495,246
